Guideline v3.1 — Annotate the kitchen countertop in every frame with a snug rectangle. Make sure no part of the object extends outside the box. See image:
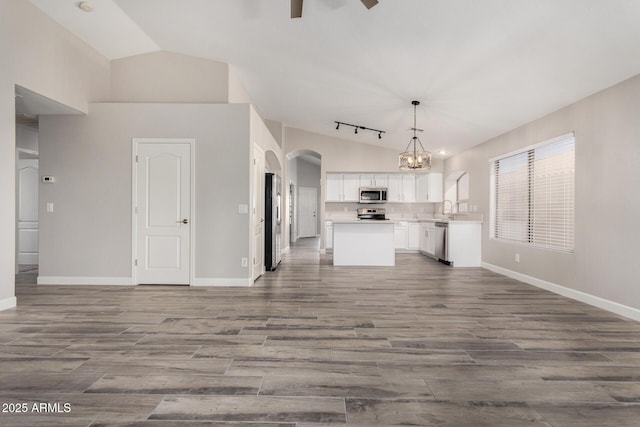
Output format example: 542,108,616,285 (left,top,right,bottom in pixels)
417,218,483,224
328,218,482,224
326,214,483,224
331,219,393,224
